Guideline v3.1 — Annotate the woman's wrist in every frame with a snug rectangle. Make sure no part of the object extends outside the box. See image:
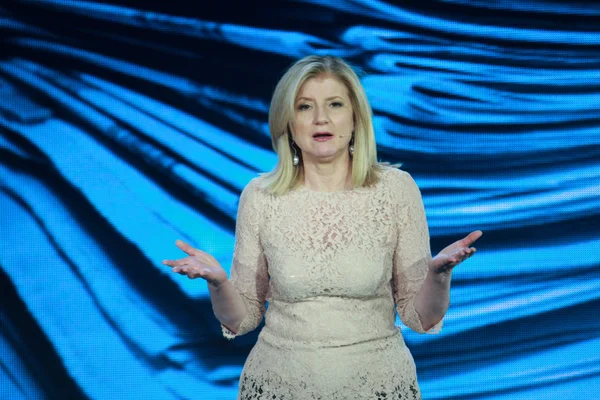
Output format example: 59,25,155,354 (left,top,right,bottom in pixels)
428,264,452,285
